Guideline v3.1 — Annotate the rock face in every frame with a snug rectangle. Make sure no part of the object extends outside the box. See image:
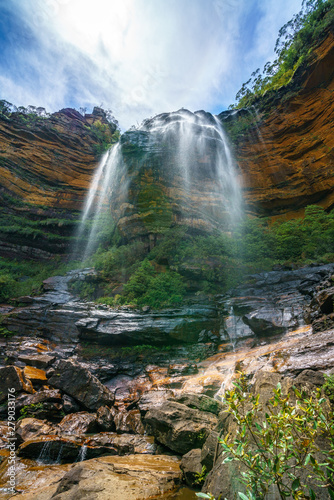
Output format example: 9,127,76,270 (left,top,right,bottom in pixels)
0,106,117,258
11,455,182,500
144,397,219,455
221,27,334,218
110,109,242,242
48,359,115,410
